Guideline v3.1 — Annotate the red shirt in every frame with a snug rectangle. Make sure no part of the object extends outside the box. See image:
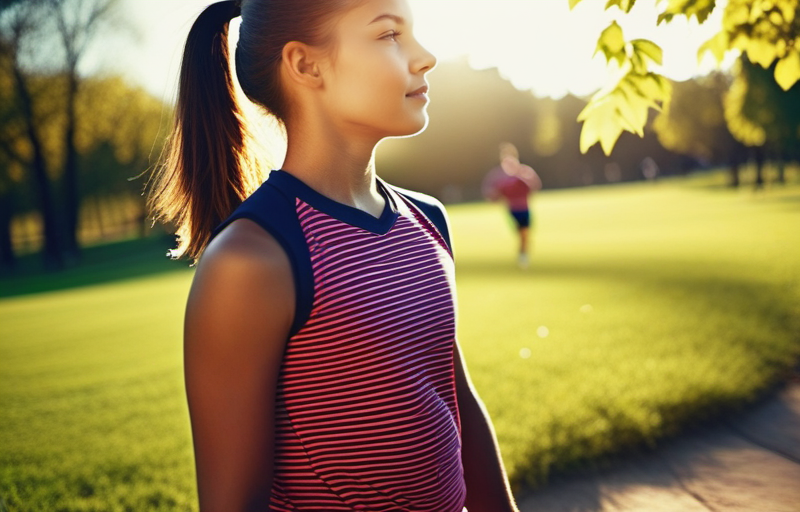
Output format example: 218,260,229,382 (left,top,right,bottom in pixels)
482,160,540,211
